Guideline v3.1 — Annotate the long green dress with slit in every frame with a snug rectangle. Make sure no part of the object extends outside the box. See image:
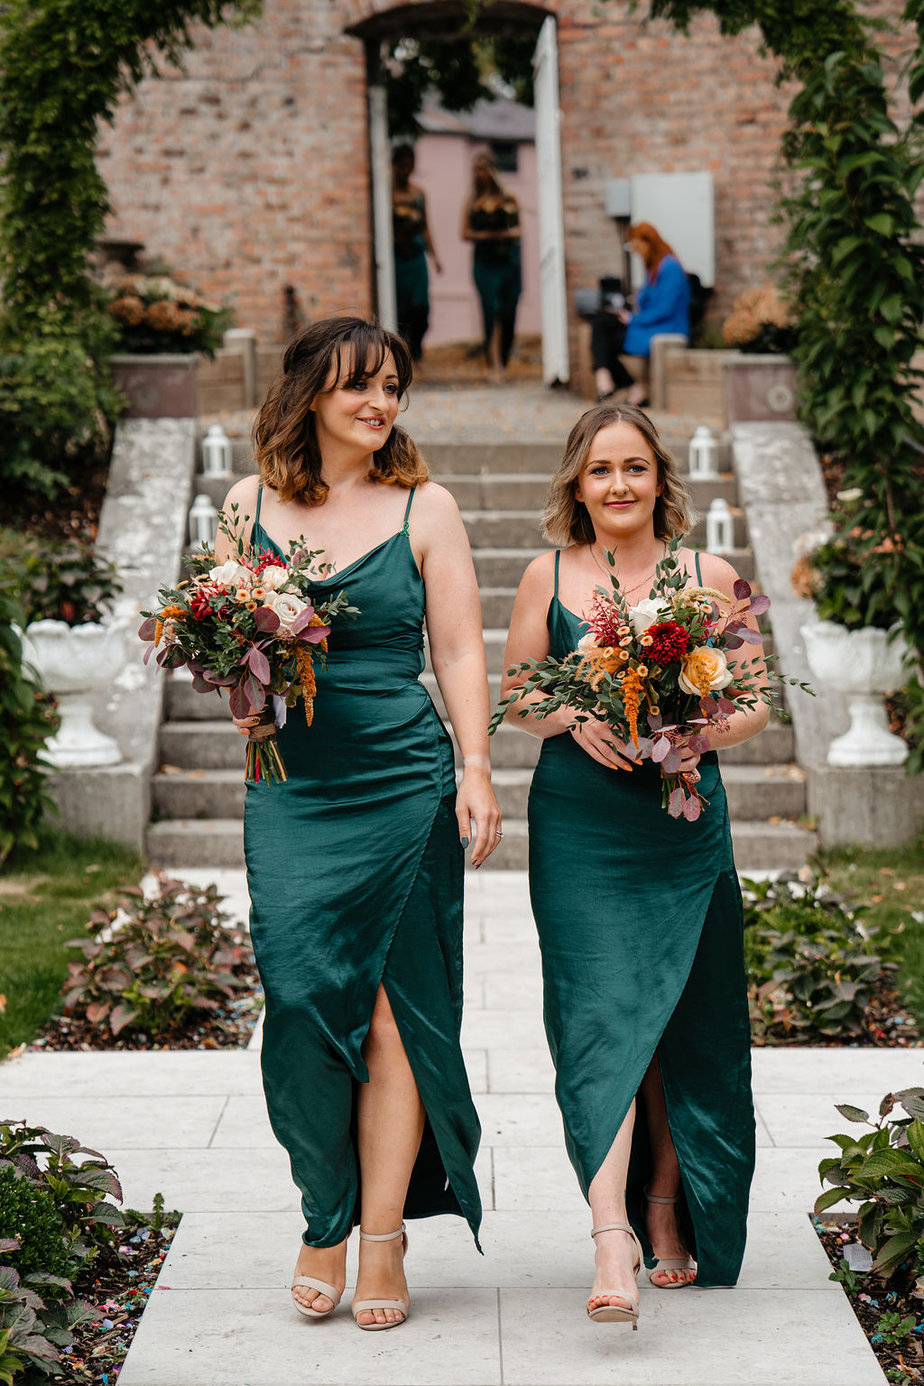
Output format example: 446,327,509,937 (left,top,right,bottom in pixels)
244,484,482,1249
527,551,754,1287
